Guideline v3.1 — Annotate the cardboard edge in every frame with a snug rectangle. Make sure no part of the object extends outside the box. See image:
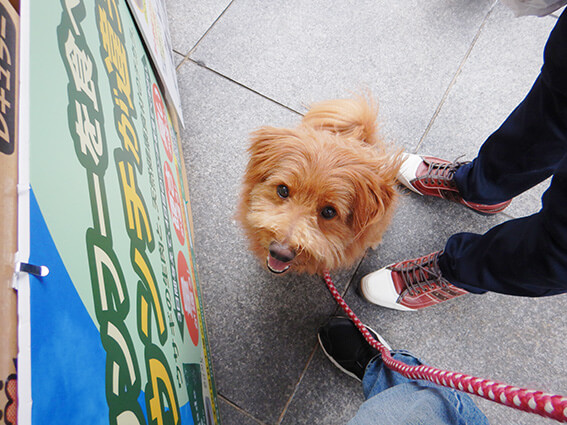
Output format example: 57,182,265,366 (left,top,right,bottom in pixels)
16,0,31,422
